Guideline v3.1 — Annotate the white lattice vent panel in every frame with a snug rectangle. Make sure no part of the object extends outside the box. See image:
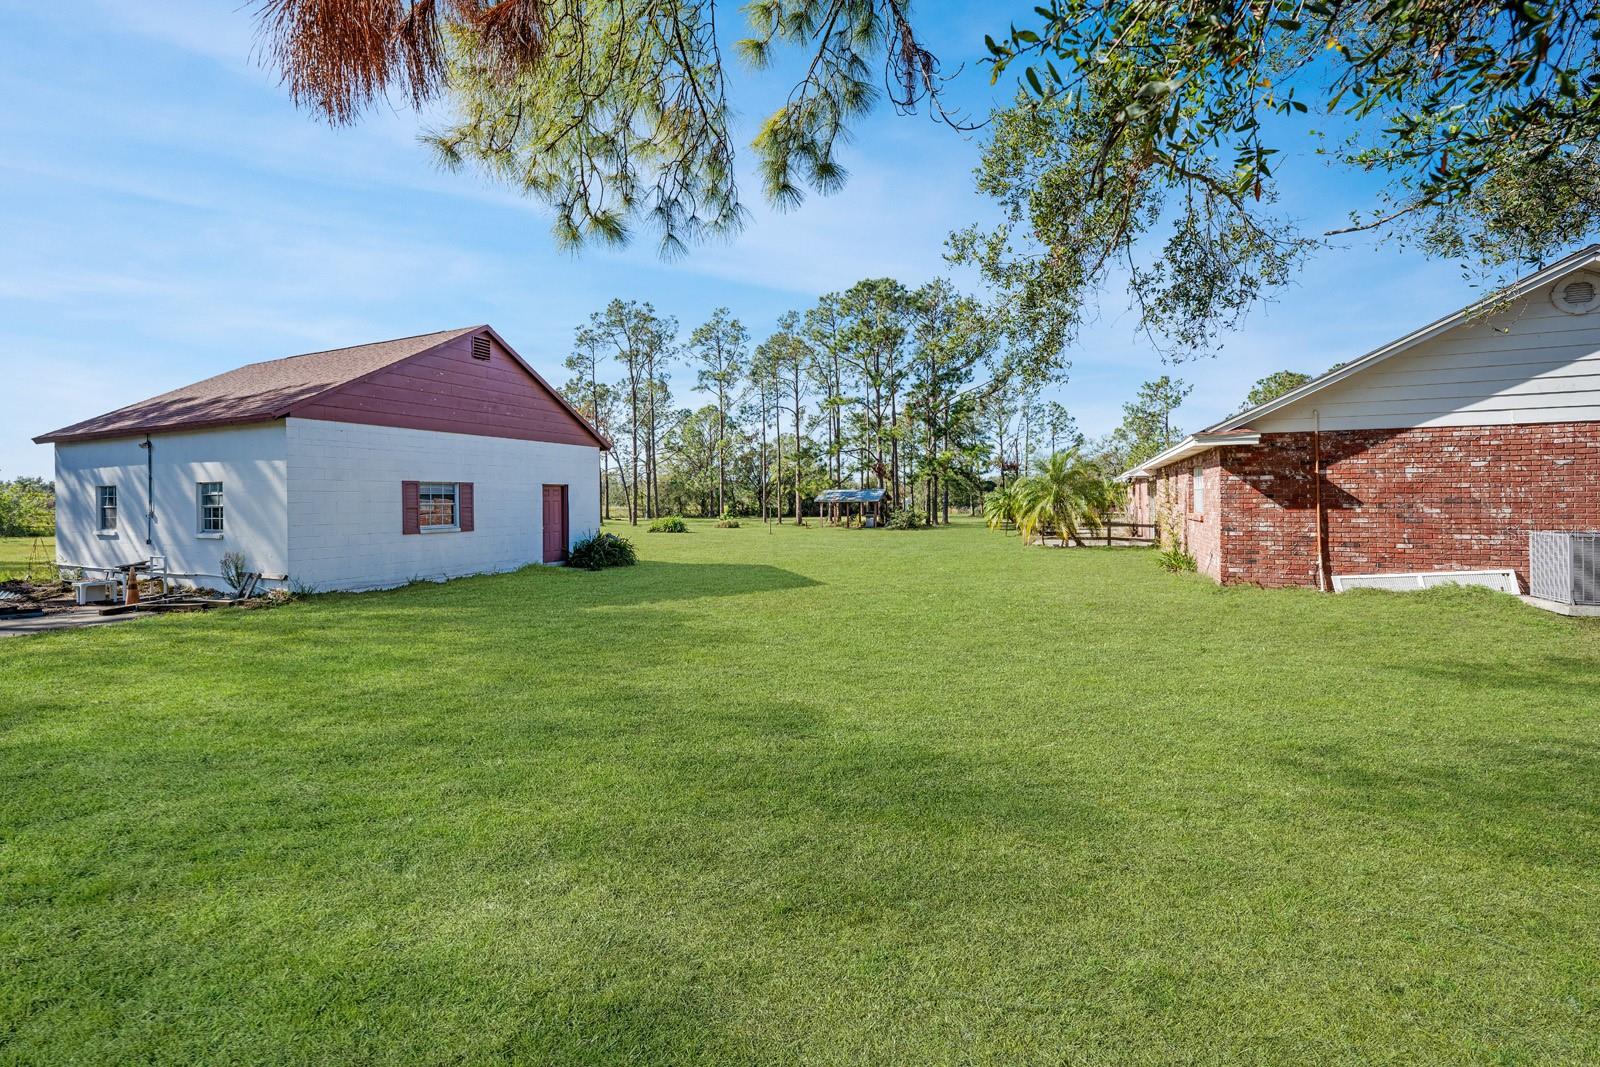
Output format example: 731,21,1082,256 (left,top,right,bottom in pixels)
1333,570,1519,594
